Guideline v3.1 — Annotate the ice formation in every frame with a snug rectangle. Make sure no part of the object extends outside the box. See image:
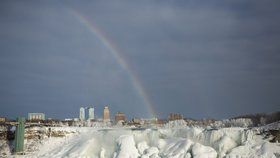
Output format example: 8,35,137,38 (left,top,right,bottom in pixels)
114,135,140,158
1,121,279,158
